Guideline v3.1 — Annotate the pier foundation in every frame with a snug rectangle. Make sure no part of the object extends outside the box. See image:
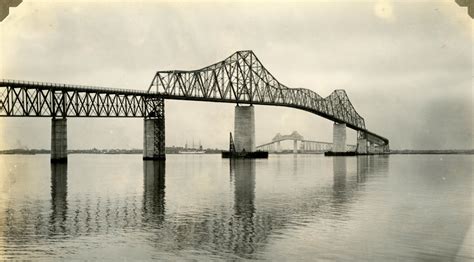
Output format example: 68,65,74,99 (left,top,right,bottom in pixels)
222,105,267,158
333,122,346,153
144,119,165,160
369,142,375,154
51,118,67,163
143,98,165,160
234,105,255,153
357,132,368,154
